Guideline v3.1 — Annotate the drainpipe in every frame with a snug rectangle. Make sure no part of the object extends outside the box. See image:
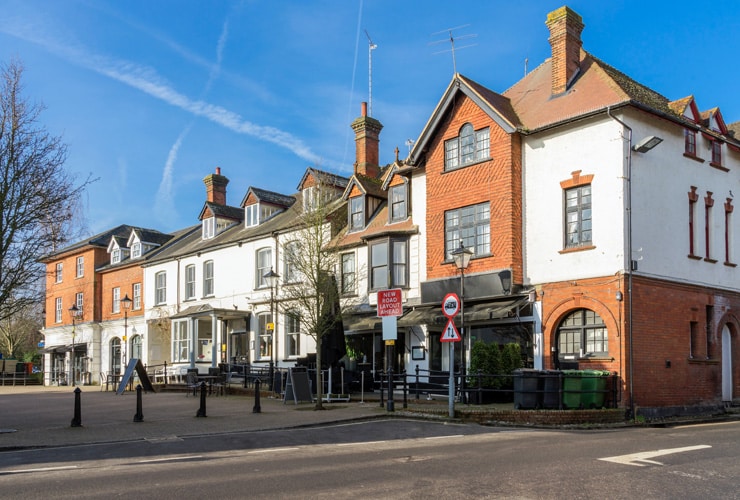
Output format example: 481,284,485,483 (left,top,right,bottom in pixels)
607,106,635,418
